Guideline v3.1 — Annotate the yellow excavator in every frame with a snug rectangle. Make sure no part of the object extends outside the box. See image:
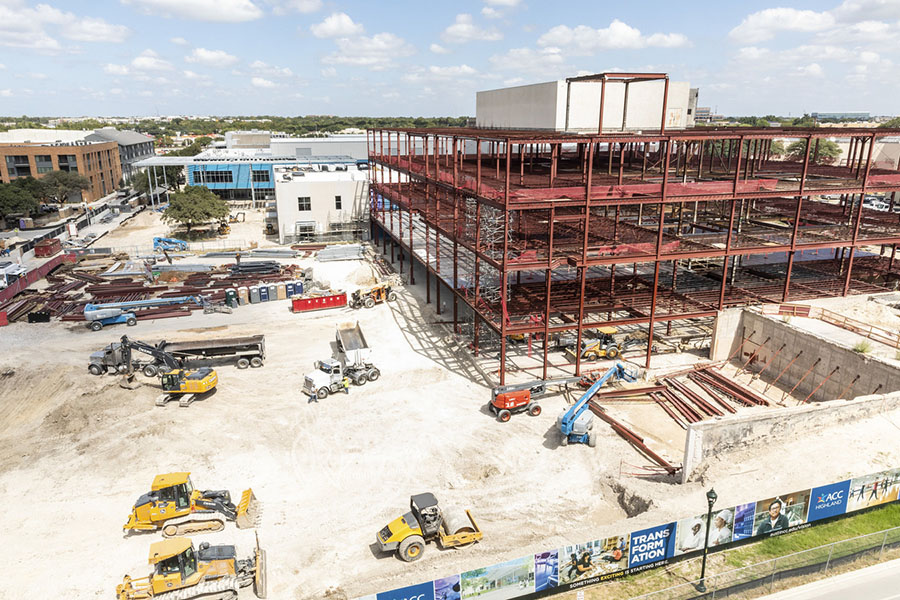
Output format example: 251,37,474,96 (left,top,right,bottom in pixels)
124,472,259,537
117,535,266,600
